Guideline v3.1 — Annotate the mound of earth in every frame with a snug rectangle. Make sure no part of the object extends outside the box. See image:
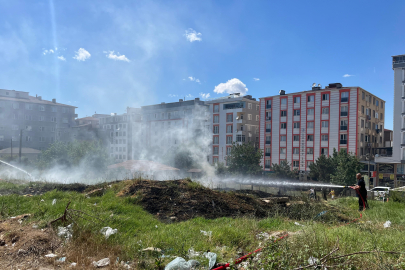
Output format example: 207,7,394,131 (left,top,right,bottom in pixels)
117,179,282,222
